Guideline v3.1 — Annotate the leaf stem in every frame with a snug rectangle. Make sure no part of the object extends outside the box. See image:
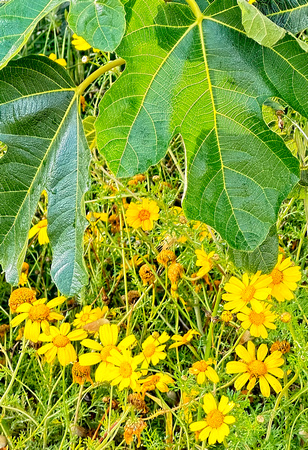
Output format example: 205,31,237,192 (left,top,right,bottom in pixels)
76,58,125,96
185,0,204,21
